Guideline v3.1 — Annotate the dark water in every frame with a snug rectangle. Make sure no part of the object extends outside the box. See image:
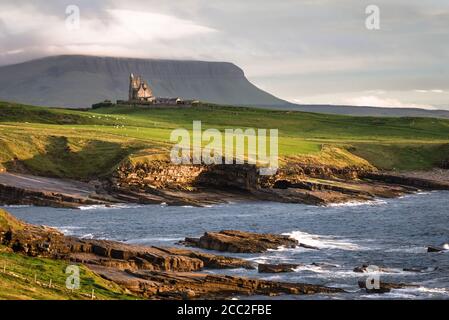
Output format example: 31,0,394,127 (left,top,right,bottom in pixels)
4,191,449,299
